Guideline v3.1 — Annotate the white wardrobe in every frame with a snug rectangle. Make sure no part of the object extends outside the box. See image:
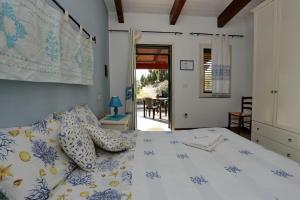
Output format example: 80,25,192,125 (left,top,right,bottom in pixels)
252,0,300,162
